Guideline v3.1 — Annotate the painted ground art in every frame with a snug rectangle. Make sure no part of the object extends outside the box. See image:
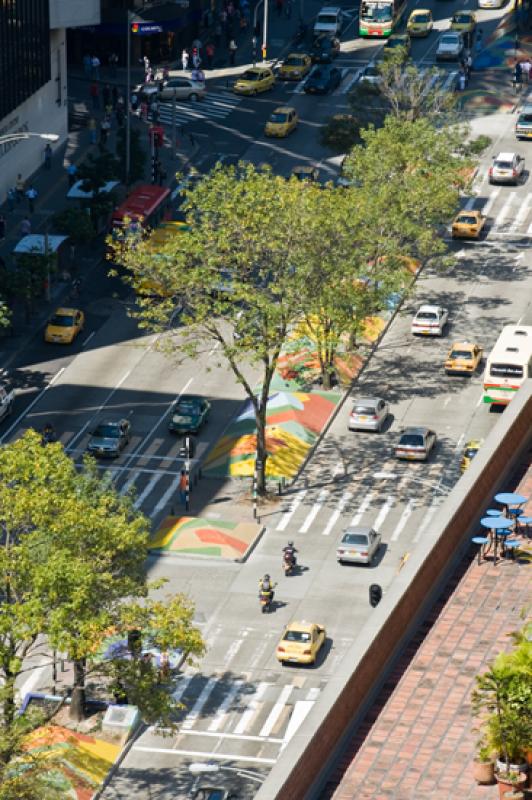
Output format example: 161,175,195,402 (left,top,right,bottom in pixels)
24,725,120,800
203,390,341,478
150,515,262,559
